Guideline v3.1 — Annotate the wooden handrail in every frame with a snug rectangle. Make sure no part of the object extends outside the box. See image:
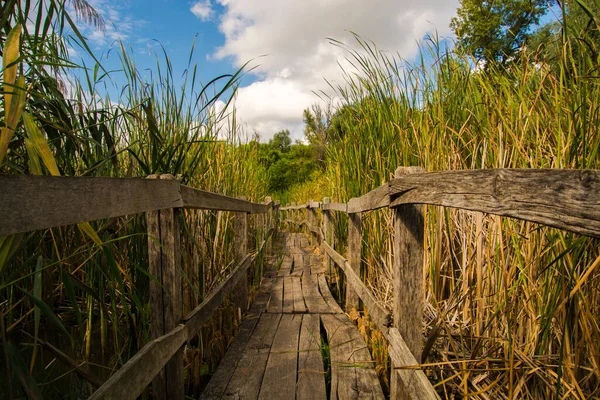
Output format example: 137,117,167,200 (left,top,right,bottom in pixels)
287,169,600,238
0,175,275,236
389,169,600,238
